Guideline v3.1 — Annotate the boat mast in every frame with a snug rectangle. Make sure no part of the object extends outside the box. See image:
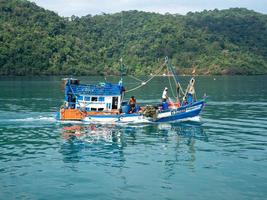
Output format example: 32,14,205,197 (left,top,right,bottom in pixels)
119,58,126,103
119,57,125,85
166,57,180,86
165,57,182,102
